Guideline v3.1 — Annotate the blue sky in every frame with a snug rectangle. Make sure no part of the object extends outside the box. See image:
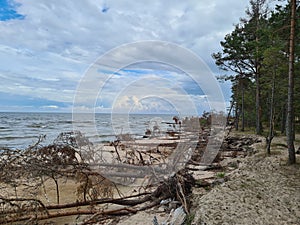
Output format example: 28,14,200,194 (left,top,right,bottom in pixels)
0,0,24,20
0,0,256,113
